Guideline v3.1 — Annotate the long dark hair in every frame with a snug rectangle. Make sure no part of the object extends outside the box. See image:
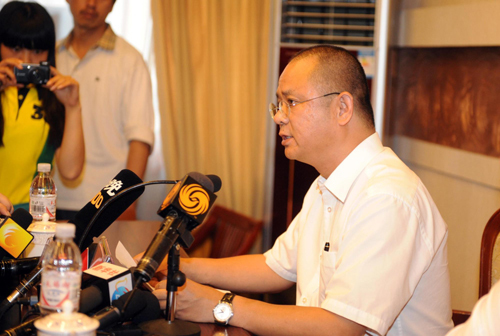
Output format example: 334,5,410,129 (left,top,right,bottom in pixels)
0,1,64,148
